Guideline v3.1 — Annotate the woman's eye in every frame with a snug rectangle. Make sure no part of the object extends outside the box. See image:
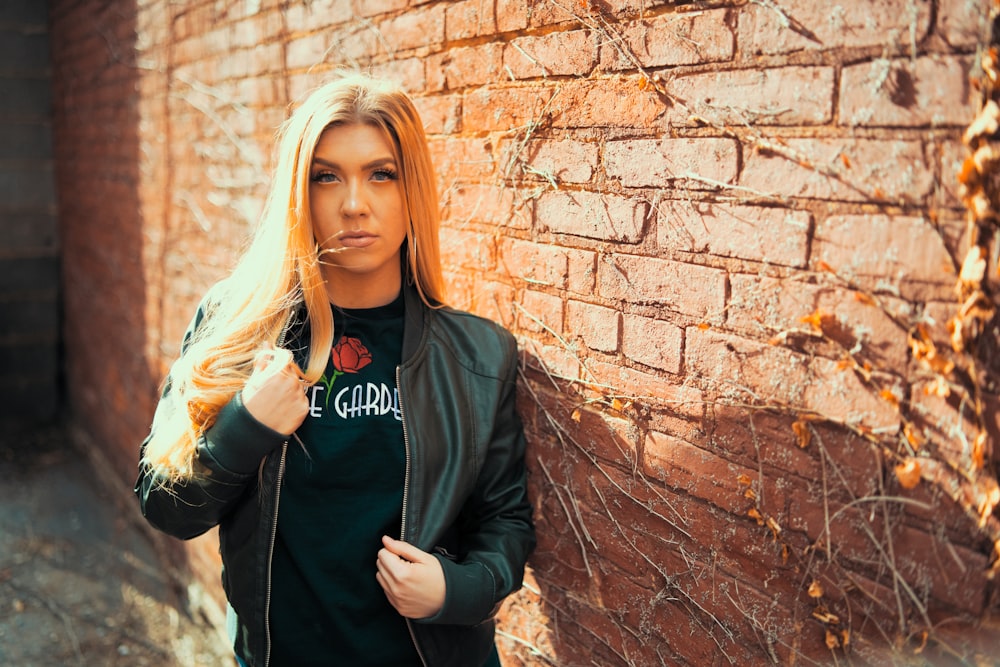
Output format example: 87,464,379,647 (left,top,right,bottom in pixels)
311,171,337,183
372,169,398,182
